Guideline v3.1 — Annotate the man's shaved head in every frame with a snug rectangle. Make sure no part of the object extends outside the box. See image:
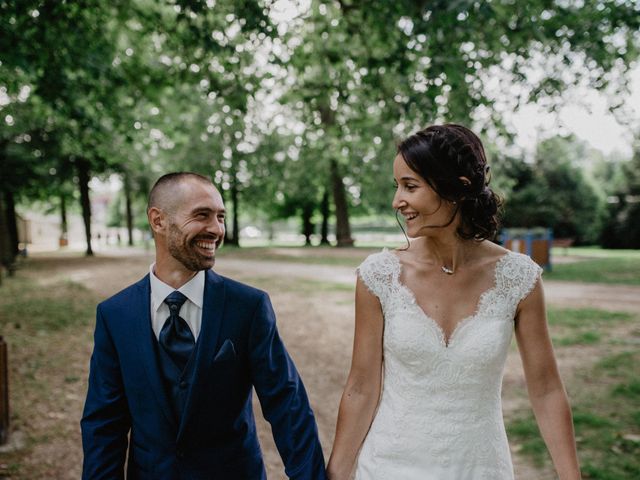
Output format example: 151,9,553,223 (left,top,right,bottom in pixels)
147,172,213,215
147,171,225,274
